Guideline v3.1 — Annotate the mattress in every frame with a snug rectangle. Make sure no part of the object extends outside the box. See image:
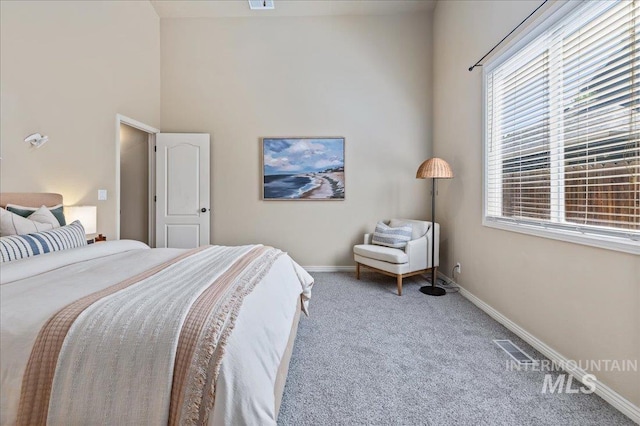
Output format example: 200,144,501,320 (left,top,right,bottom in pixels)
0,240,312,425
